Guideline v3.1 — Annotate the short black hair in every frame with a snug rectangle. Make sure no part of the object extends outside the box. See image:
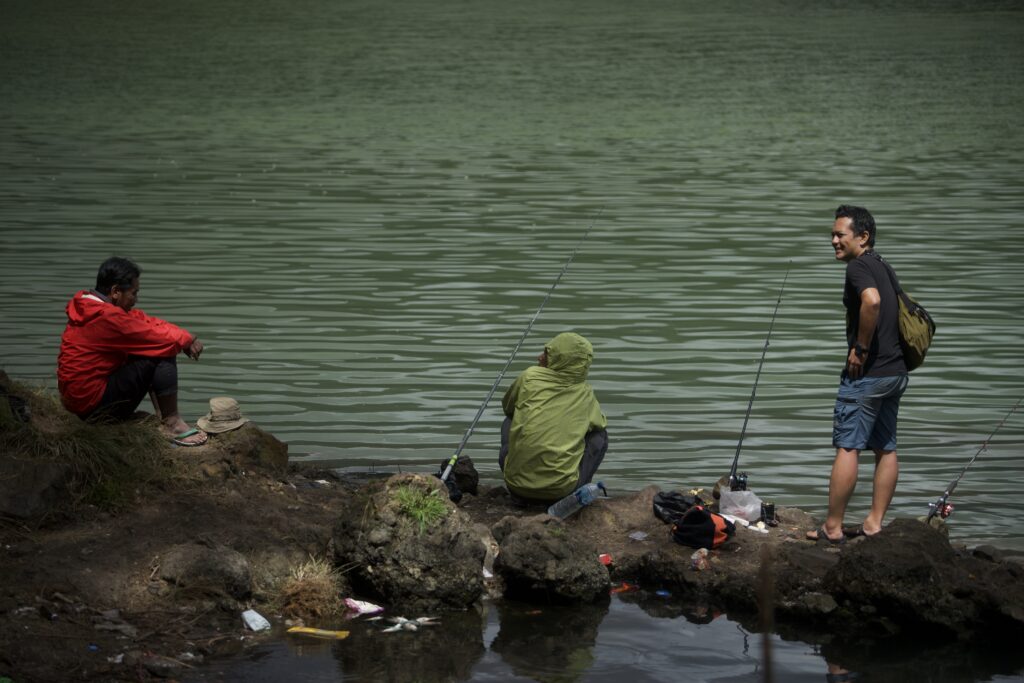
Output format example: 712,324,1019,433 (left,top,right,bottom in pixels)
95,257,141,295
834,205,876,248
